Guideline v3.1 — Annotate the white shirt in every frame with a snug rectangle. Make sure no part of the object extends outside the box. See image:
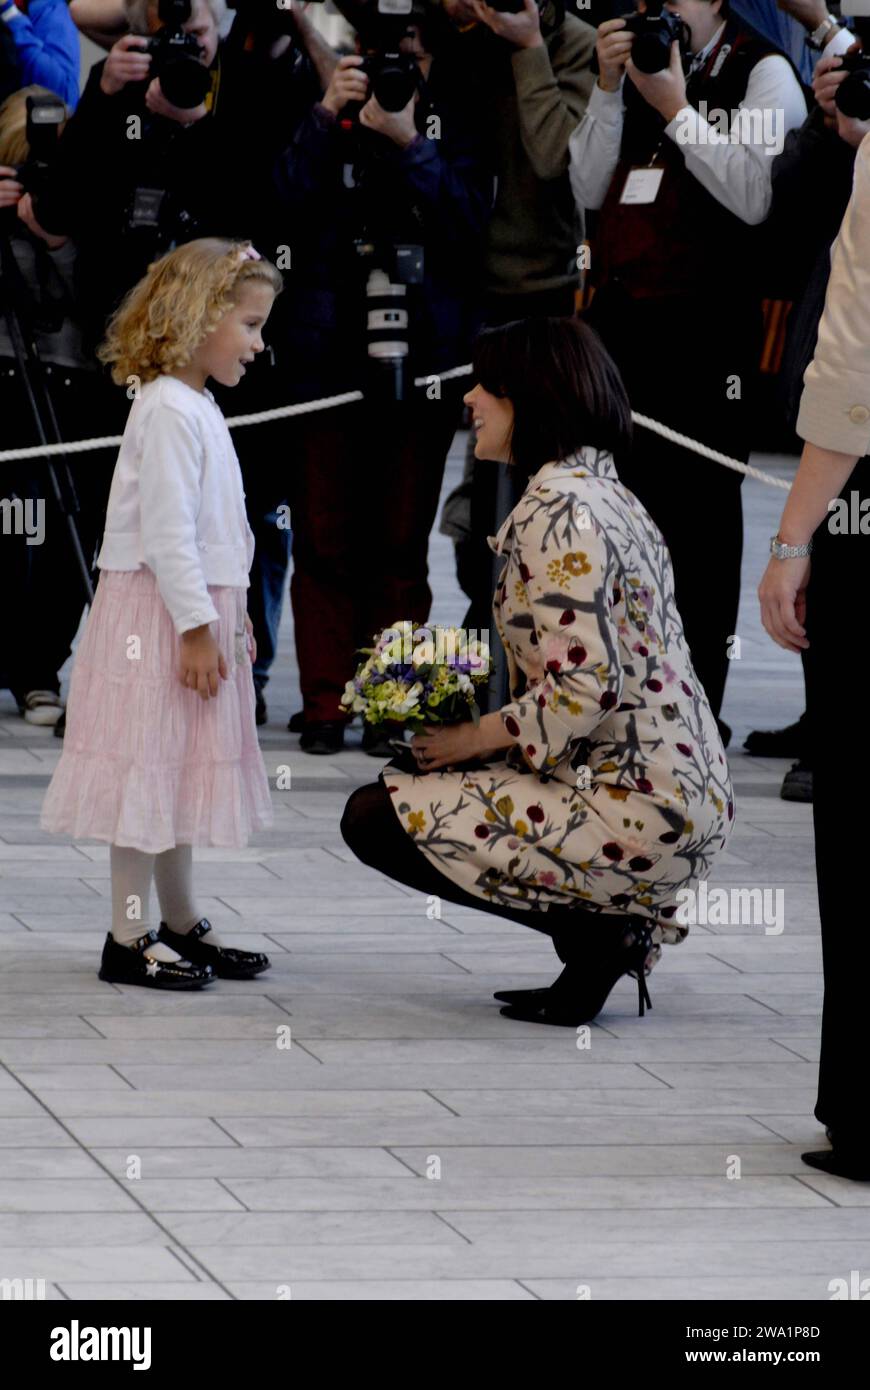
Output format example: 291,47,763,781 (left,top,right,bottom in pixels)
97,376,255,635
797,131,870,456
568,24,807,225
